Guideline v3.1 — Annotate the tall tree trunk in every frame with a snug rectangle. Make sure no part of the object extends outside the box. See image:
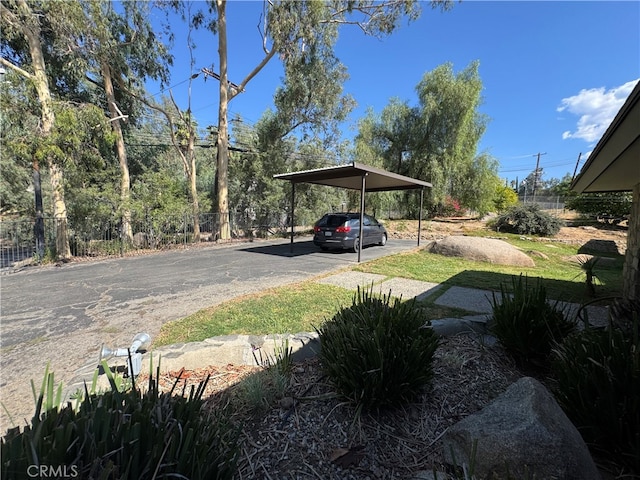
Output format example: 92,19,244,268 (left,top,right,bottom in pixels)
49,162,71,258
215,0,231,240
19,0,71,259
188,133,200,241
32,157,45,259
102,62,133,244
